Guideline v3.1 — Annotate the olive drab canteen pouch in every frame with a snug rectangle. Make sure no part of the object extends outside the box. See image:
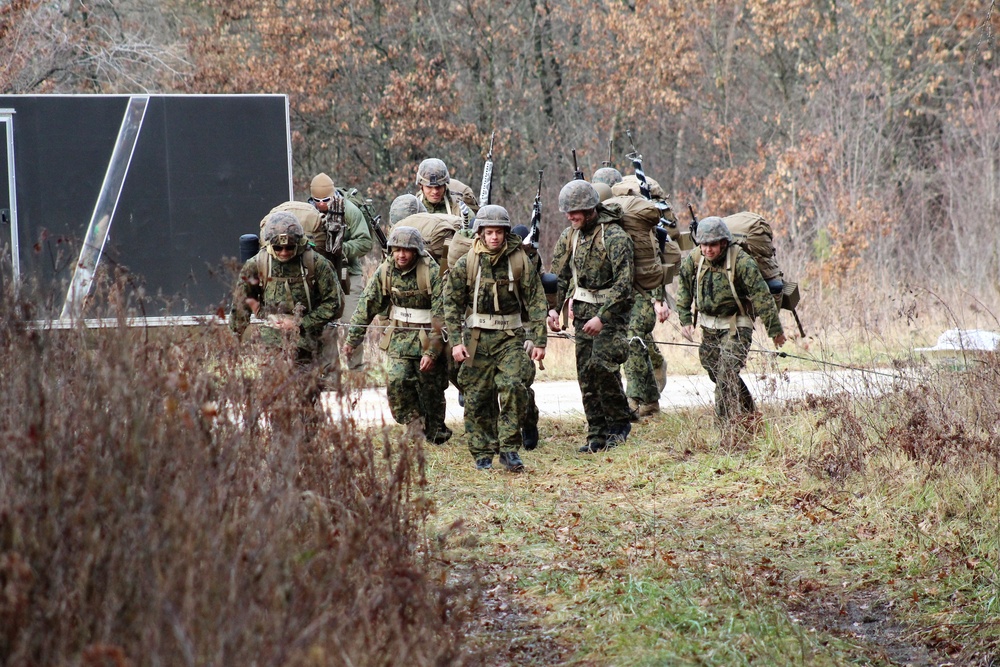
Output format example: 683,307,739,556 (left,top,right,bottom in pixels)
399,212,463,268
261,200,349,293
604,195,681,291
